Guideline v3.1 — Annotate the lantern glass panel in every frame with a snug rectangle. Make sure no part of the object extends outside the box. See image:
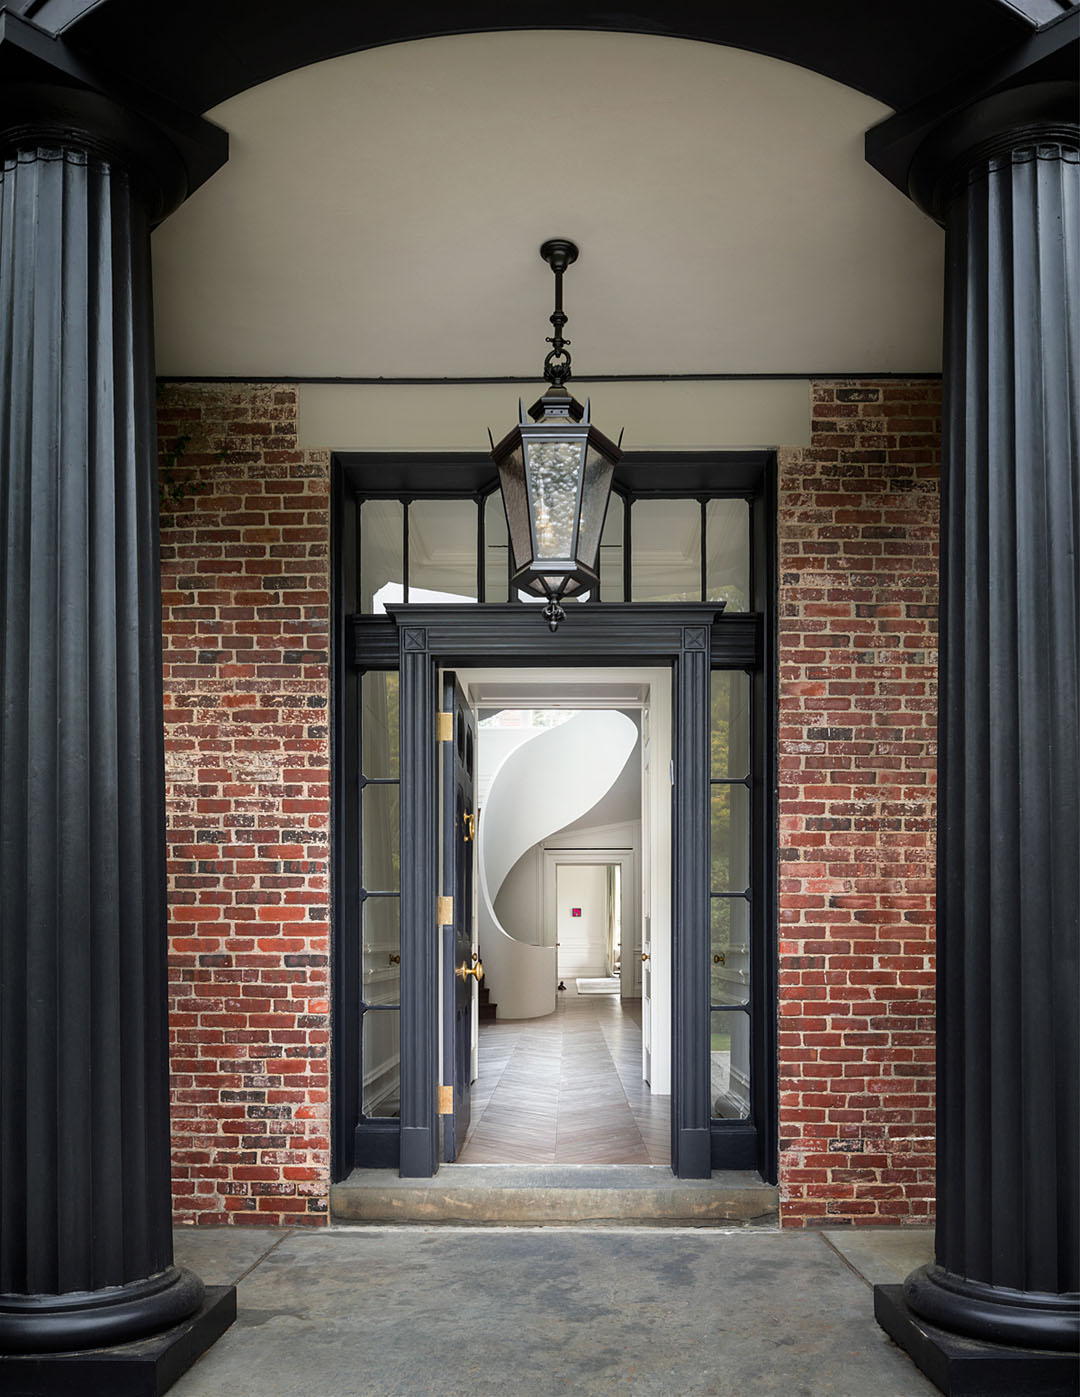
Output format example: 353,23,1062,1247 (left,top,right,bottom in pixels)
576,442,616,572
497,446,531,573
524,438,585,559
